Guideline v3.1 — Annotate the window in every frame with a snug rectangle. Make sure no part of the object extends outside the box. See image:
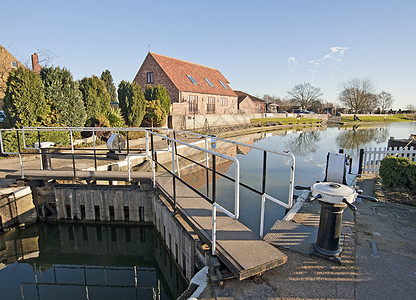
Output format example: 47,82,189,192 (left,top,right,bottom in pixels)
80,205,85,220
204,78,214,87
221,98,228,106
147,72,153,84
219,80,228,89
65,205,71,220
109,206,115,221
11,61,18,68
188,95,198,113
124,206,130,221
94,205,100,221
257,104,263,113
207,97,215,113
187,75,198,85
